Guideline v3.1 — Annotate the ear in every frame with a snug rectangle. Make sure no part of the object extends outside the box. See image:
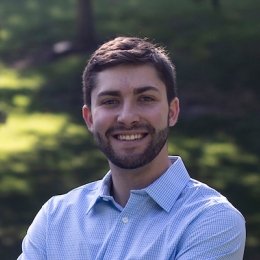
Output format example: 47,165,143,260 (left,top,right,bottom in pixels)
82,105,94,132
168,97,180,127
